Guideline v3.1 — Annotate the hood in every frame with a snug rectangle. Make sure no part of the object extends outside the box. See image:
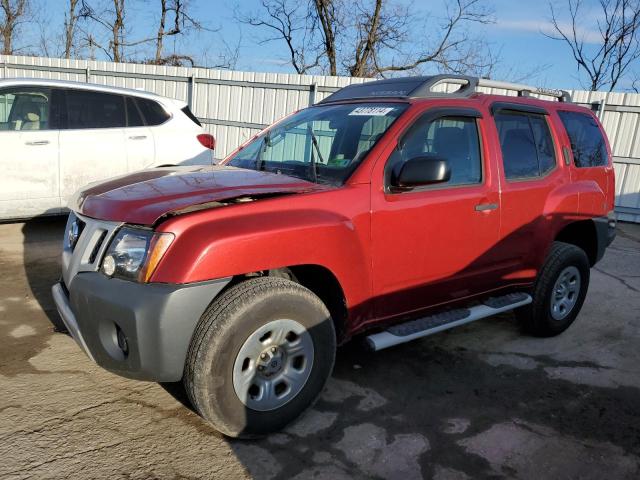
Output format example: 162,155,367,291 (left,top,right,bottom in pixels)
73,165,330,225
